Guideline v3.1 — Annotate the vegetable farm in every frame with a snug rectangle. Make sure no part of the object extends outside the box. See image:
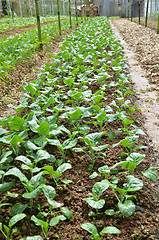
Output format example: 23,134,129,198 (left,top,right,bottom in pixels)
0,8,159,240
